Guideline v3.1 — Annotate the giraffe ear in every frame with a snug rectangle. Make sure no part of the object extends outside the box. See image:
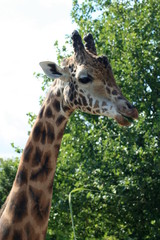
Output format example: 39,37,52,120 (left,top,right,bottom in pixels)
39,61,69,80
